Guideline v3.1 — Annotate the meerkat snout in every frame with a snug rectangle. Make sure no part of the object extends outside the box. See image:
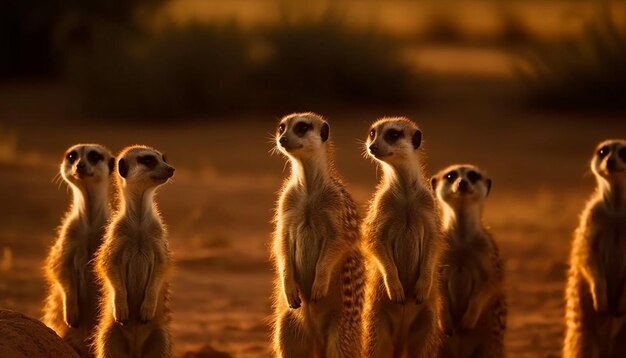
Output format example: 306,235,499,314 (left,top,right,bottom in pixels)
275,112,330,156
61,144,114,184
592,139,626,178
